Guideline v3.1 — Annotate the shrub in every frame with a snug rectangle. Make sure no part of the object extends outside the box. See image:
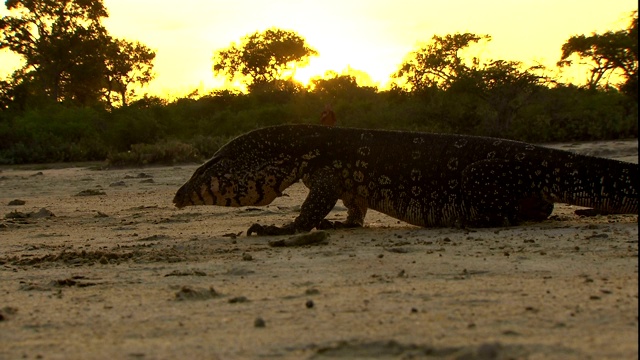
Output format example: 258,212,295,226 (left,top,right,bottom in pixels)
188,135,233,159
1,82,637,165
106,140,202,167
